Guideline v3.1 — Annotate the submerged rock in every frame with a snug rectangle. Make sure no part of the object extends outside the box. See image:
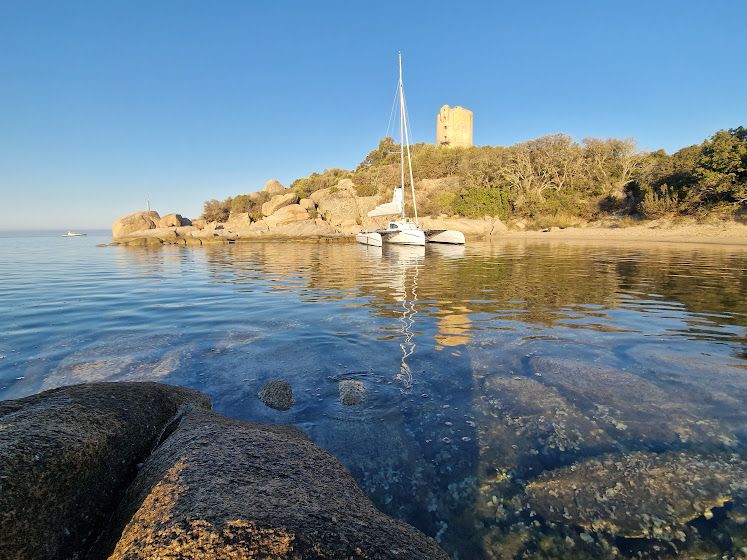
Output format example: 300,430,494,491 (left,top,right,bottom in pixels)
526,451,747,539
529,357,724,447
339,379,366,405
258,380,294,410
0,382,210,560
102,407,447,559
